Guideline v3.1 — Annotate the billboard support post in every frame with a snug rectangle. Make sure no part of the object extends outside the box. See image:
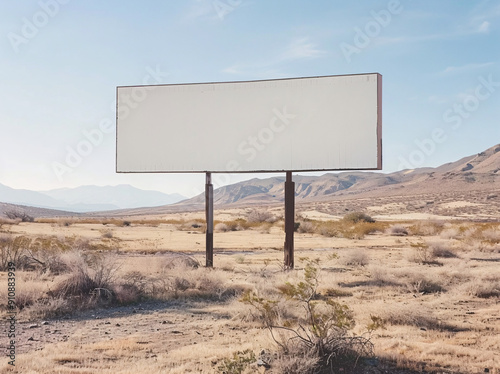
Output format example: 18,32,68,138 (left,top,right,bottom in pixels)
205,172,214,268
284,171,295,269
